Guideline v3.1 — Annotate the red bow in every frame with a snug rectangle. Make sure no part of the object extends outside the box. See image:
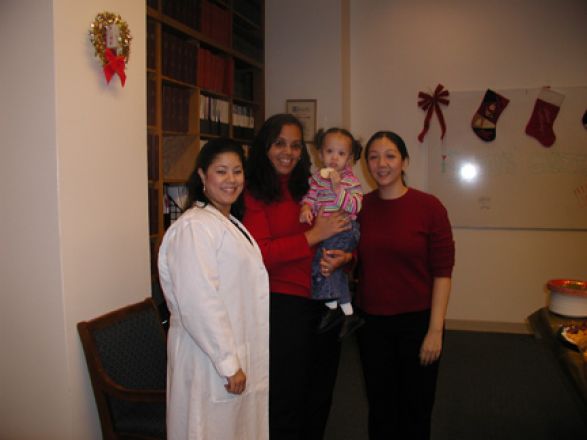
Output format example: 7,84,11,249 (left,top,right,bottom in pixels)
103,49,127,87
417,84,450,142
